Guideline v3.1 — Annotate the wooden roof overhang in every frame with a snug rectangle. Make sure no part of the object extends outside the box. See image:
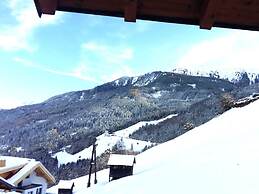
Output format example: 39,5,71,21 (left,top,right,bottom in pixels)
0,177,15,190
34,0,259,31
